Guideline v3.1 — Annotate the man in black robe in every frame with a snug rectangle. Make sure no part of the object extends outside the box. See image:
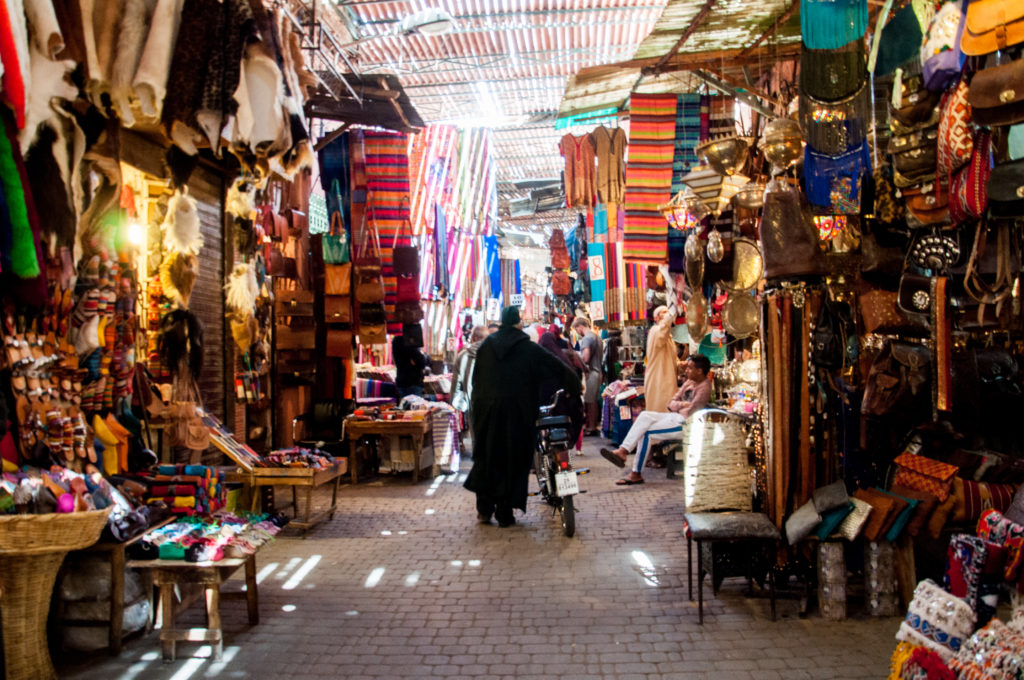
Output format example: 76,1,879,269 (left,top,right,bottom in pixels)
464,306,582,527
